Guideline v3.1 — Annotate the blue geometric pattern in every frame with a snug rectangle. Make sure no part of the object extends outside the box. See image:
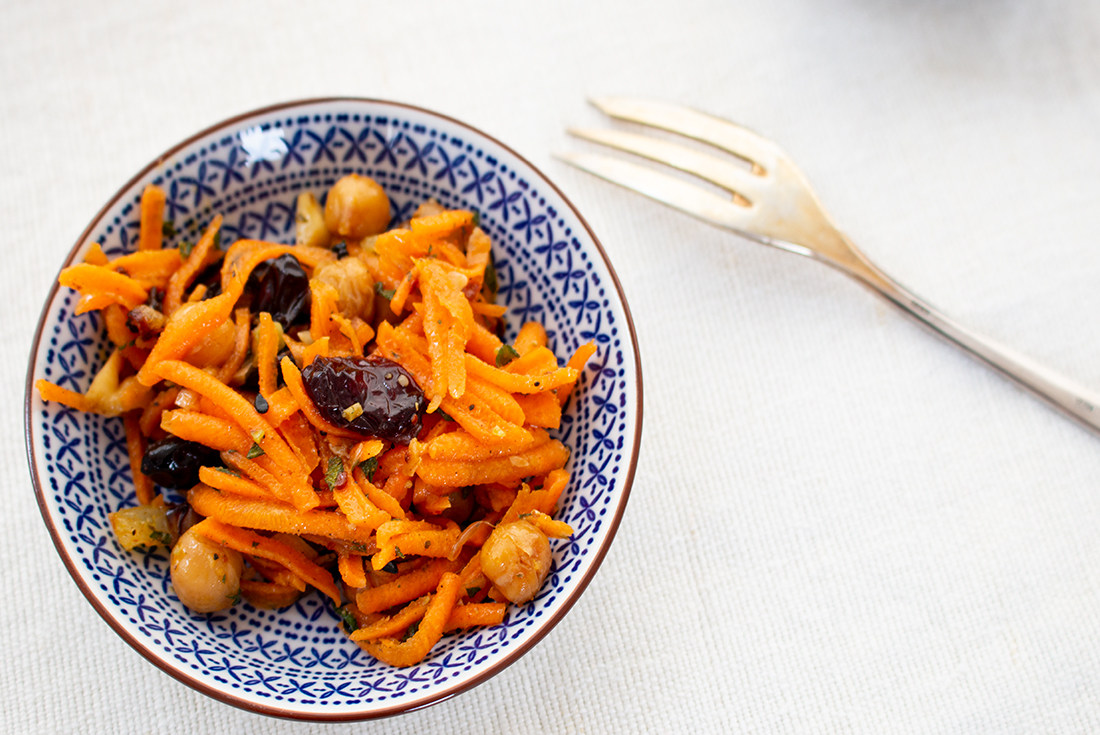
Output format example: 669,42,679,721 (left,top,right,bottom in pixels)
28,100,639,719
